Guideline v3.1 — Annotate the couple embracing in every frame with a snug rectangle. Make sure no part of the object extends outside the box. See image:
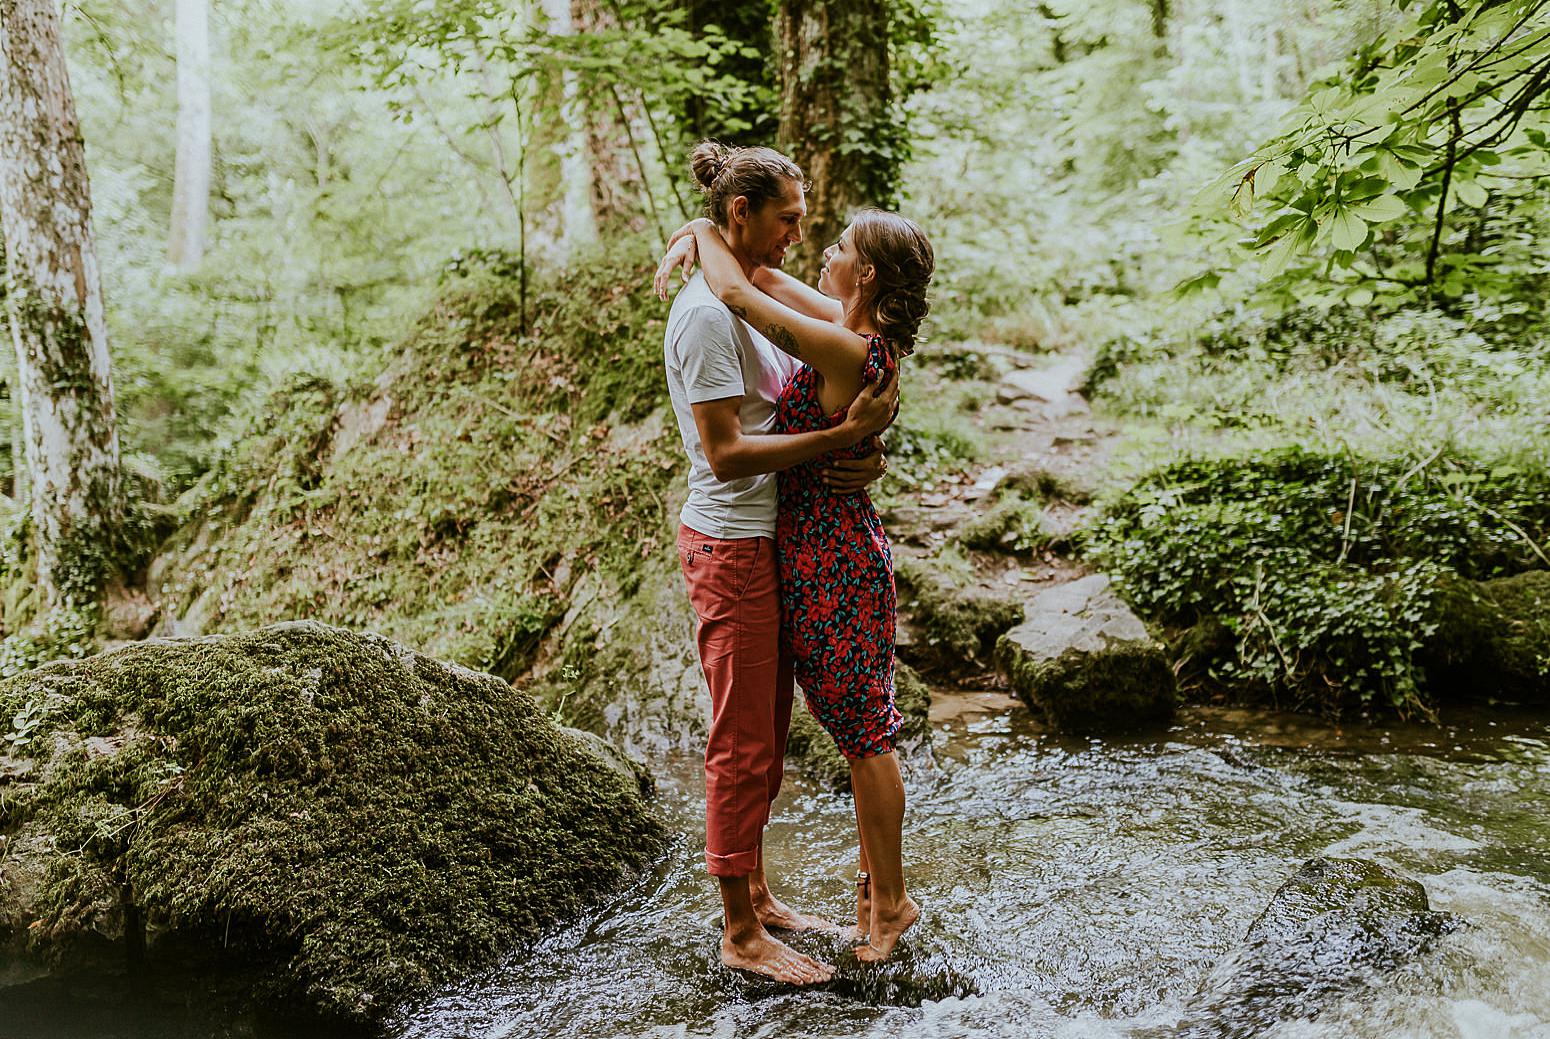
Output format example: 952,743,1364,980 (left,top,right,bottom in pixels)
657,140,934,984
